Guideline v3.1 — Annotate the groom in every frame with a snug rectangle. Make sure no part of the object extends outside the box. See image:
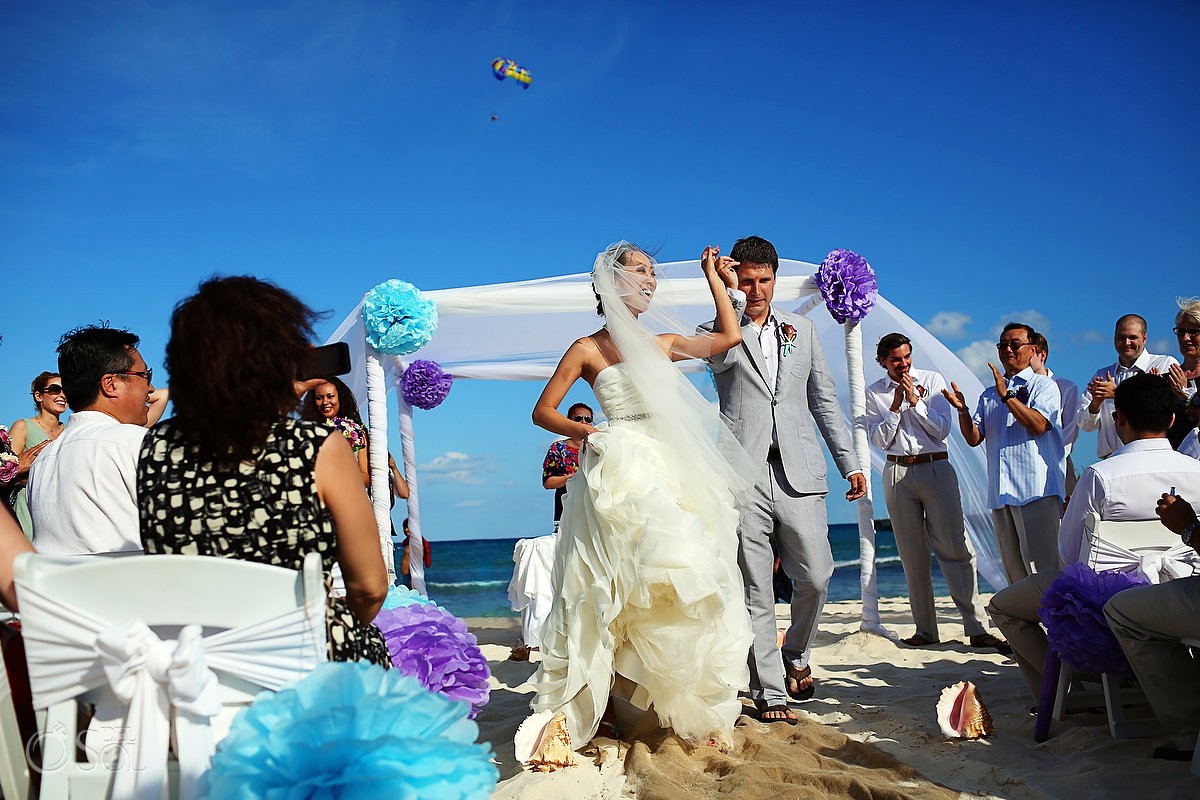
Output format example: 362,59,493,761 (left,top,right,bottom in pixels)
704,236,865,723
